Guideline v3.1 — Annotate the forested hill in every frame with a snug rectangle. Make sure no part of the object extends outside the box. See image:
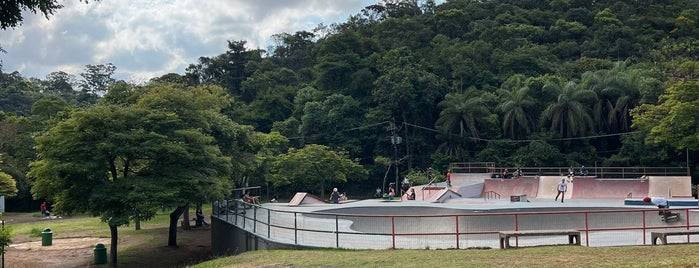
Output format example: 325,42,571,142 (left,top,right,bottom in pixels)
1,0,698,205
